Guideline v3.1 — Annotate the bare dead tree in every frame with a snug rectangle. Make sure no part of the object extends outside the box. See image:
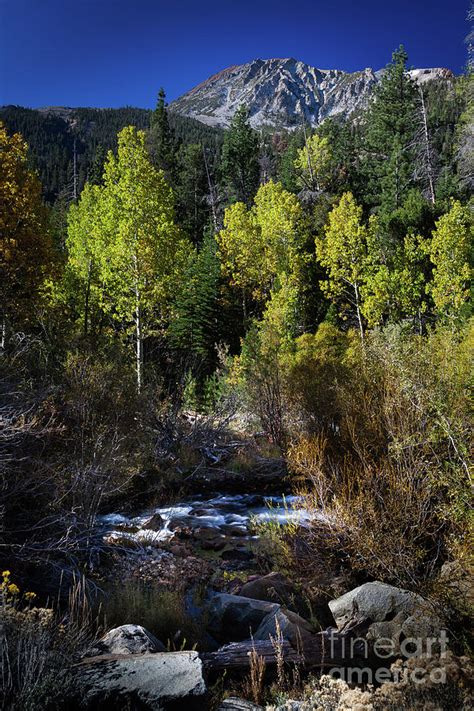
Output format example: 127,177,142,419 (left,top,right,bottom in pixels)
202,145,219,232
416,86,436,204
